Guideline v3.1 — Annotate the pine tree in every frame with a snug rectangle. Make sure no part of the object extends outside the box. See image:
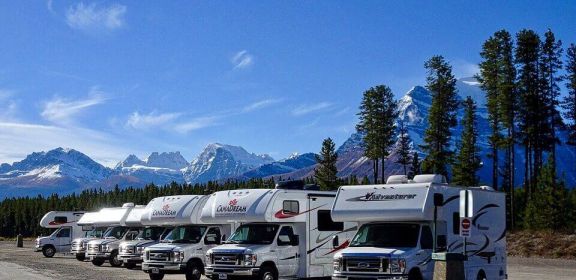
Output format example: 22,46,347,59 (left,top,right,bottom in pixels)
452,97,482,186
395,121,412,176
539,29,564,175
478,34,502,190
563,44,576,145
314,138,339,190
409,152,421,179
515,29,543,194
420,55,459,178
357,85,398,183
